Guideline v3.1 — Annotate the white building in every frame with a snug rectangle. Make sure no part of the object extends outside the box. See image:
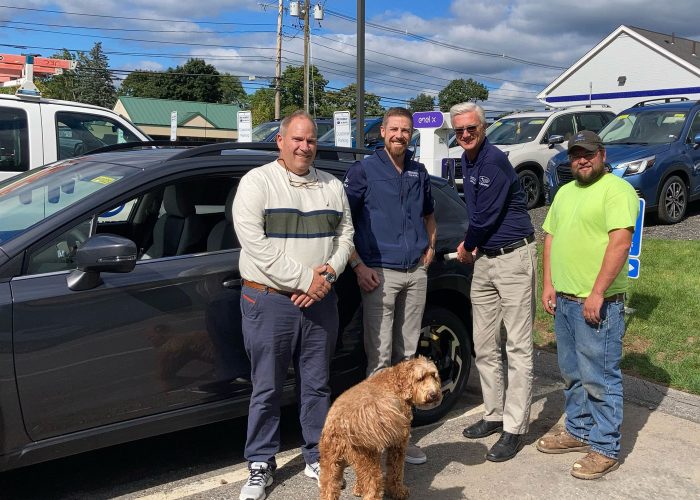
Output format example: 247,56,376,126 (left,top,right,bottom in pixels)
538,25,700,113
